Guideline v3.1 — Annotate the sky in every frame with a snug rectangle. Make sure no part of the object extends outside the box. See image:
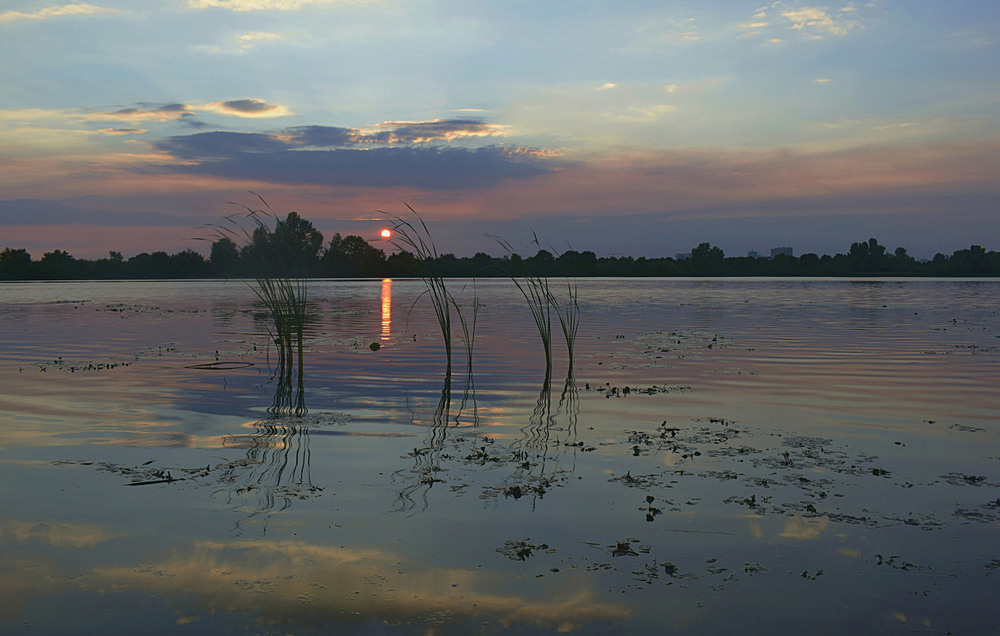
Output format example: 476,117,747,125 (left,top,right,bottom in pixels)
1,0,998,260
